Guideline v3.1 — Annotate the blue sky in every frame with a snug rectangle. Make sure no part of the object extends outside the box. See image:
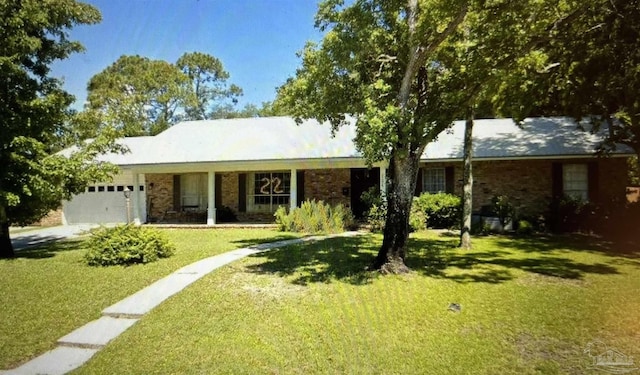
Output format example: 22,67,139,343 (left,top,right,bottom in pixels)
51,0,323,111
